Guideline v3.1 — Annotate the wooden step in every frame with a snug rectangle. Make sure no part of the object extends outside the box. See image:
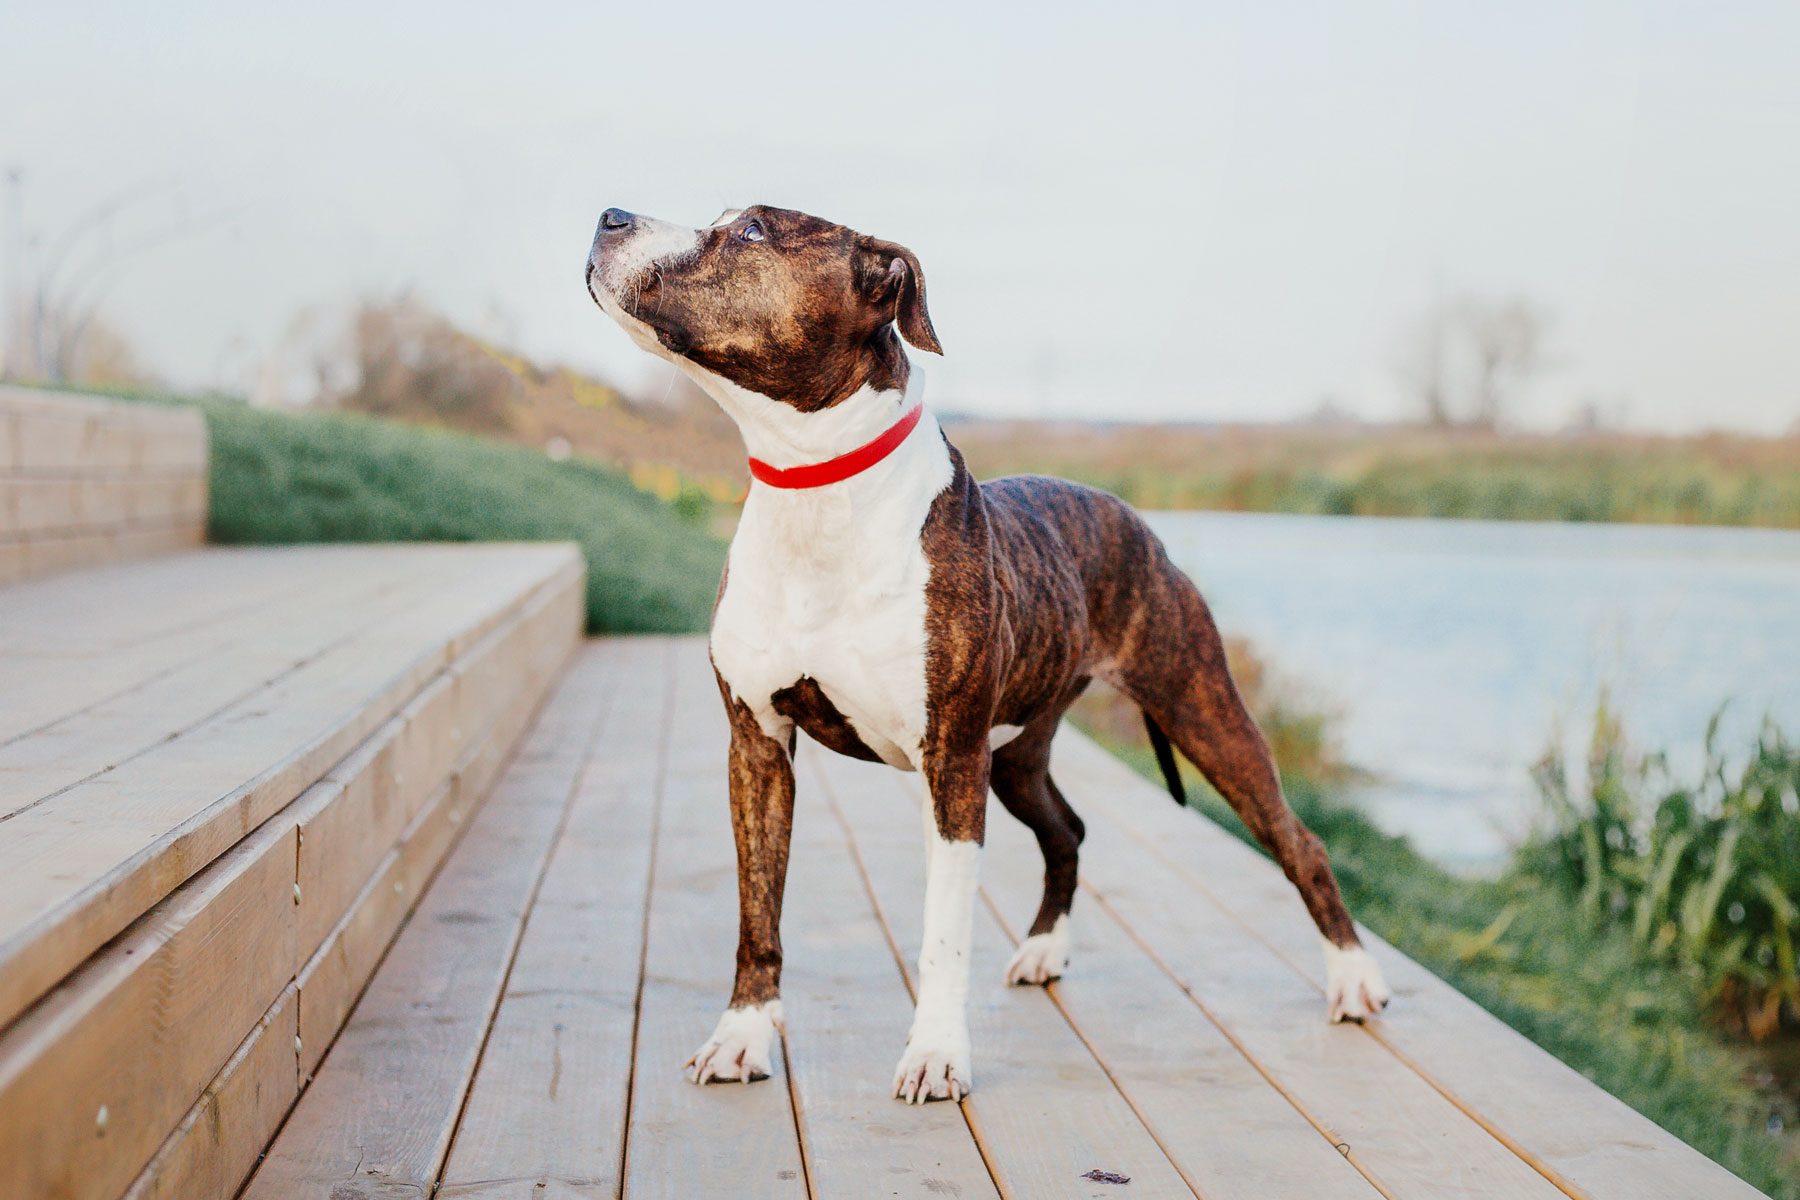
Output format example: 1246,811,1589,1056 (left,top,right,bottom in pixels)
0,542,585,1200
0,387,208,586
